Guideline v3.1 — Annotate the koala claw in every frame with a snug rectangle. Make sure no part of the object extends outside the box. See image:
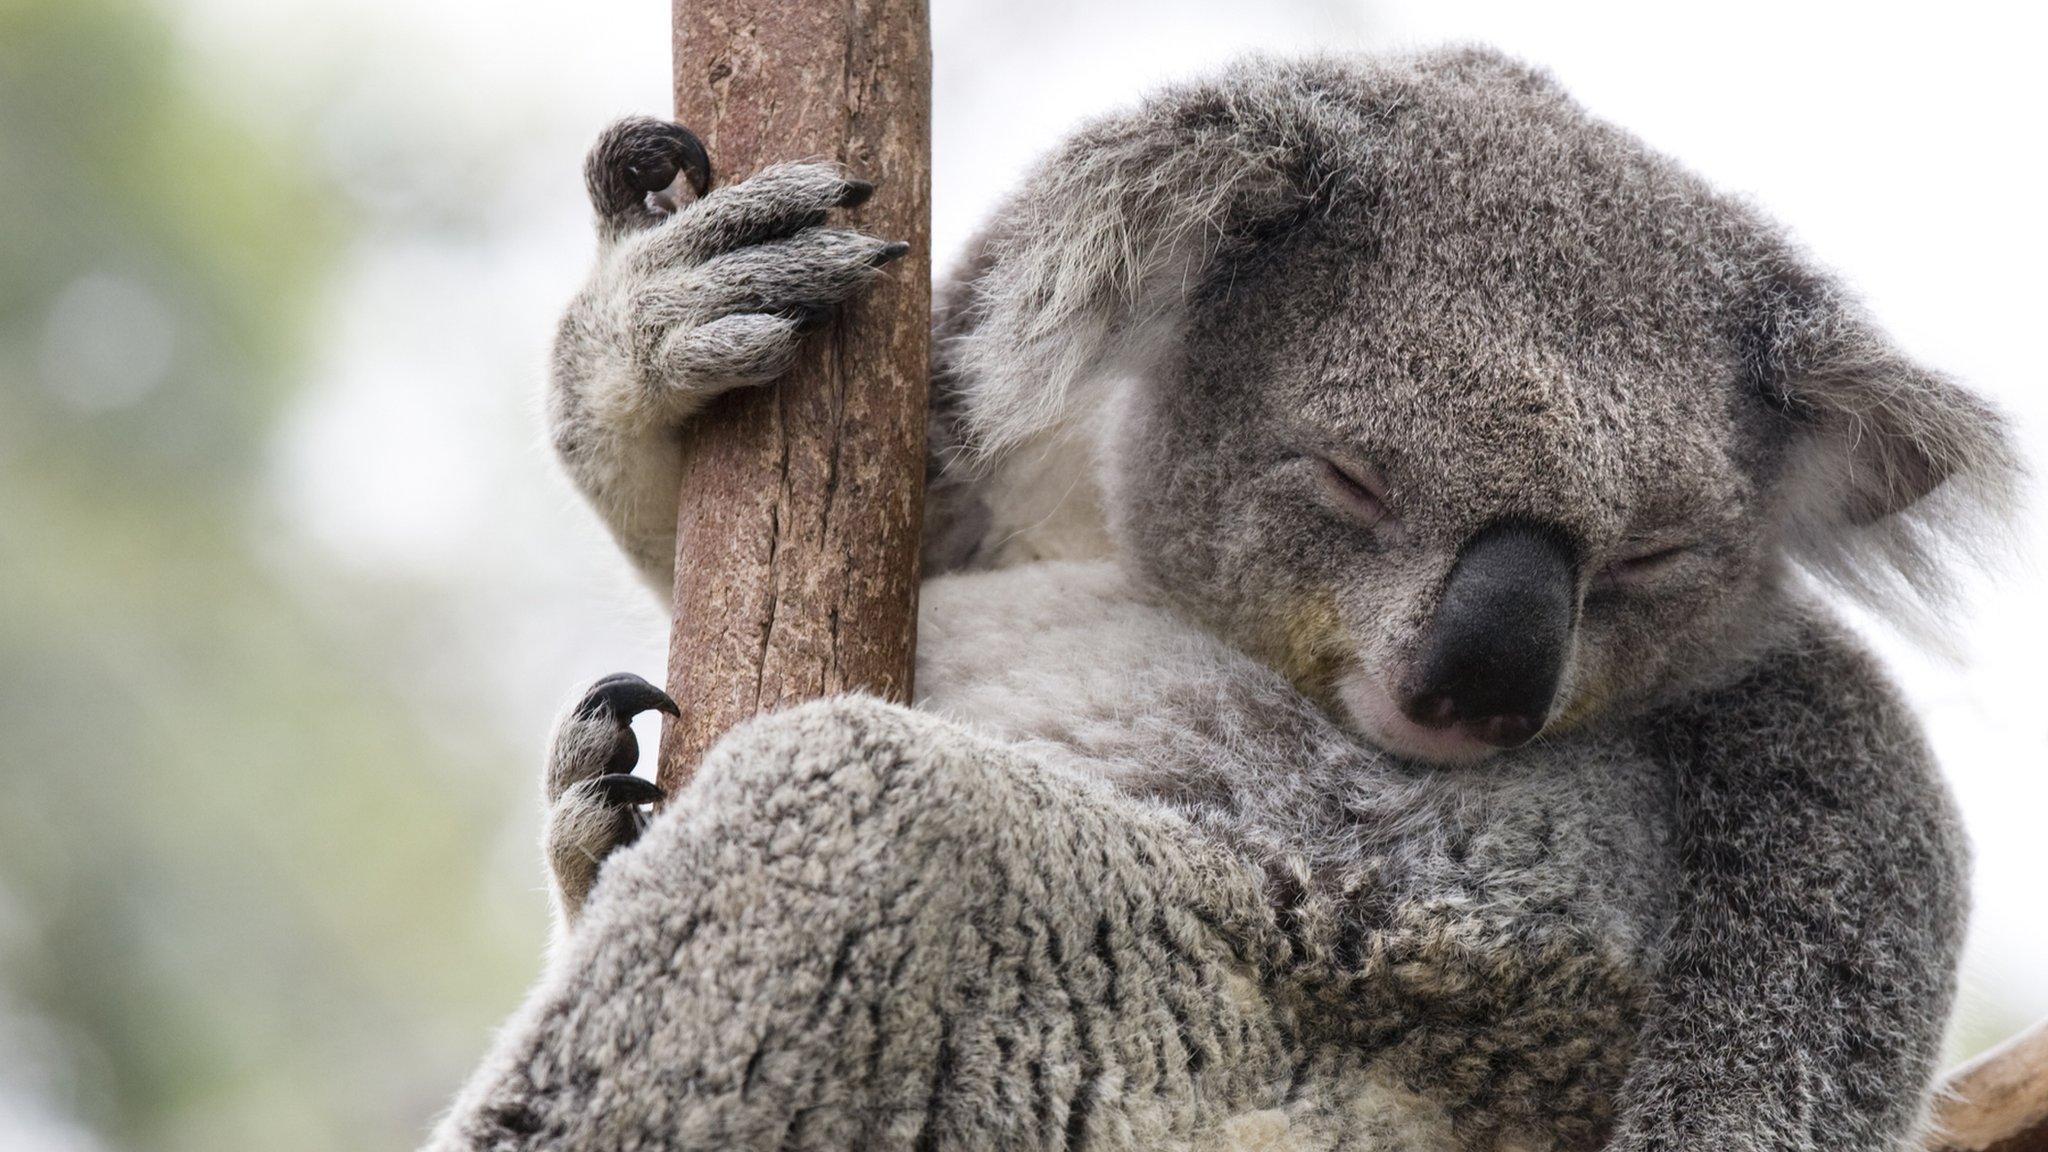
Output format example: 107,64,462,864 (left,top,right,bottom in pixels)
784,303,832,334
591,772,665,808
839,178,876,209
584,116,714,236
574,672,681,725
544,673,676,920
553,672,674,790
